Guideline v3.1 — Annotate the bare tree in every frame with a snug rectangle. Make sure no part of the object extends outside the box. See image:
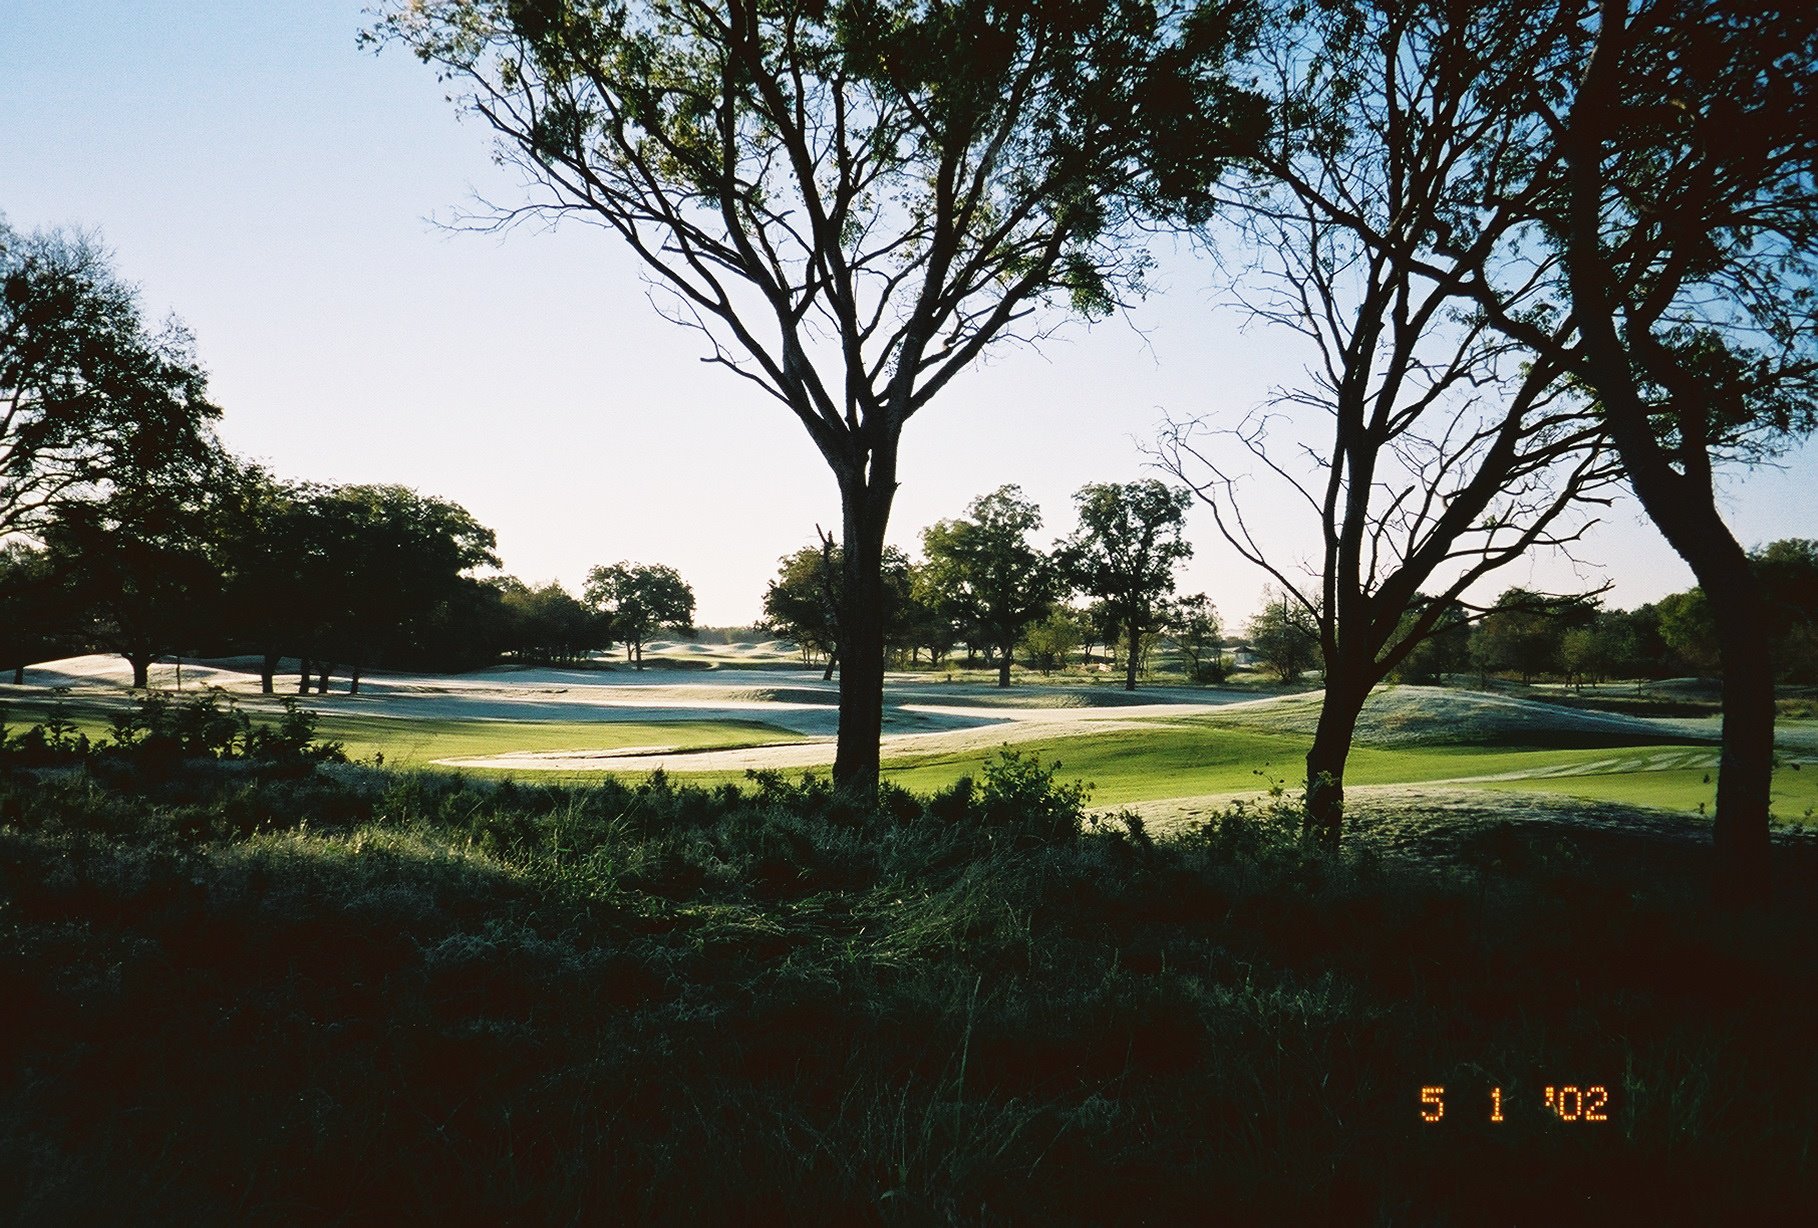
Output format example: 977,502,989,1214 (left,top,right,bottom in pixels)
1157,0,1621,844
373,0,1265,790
